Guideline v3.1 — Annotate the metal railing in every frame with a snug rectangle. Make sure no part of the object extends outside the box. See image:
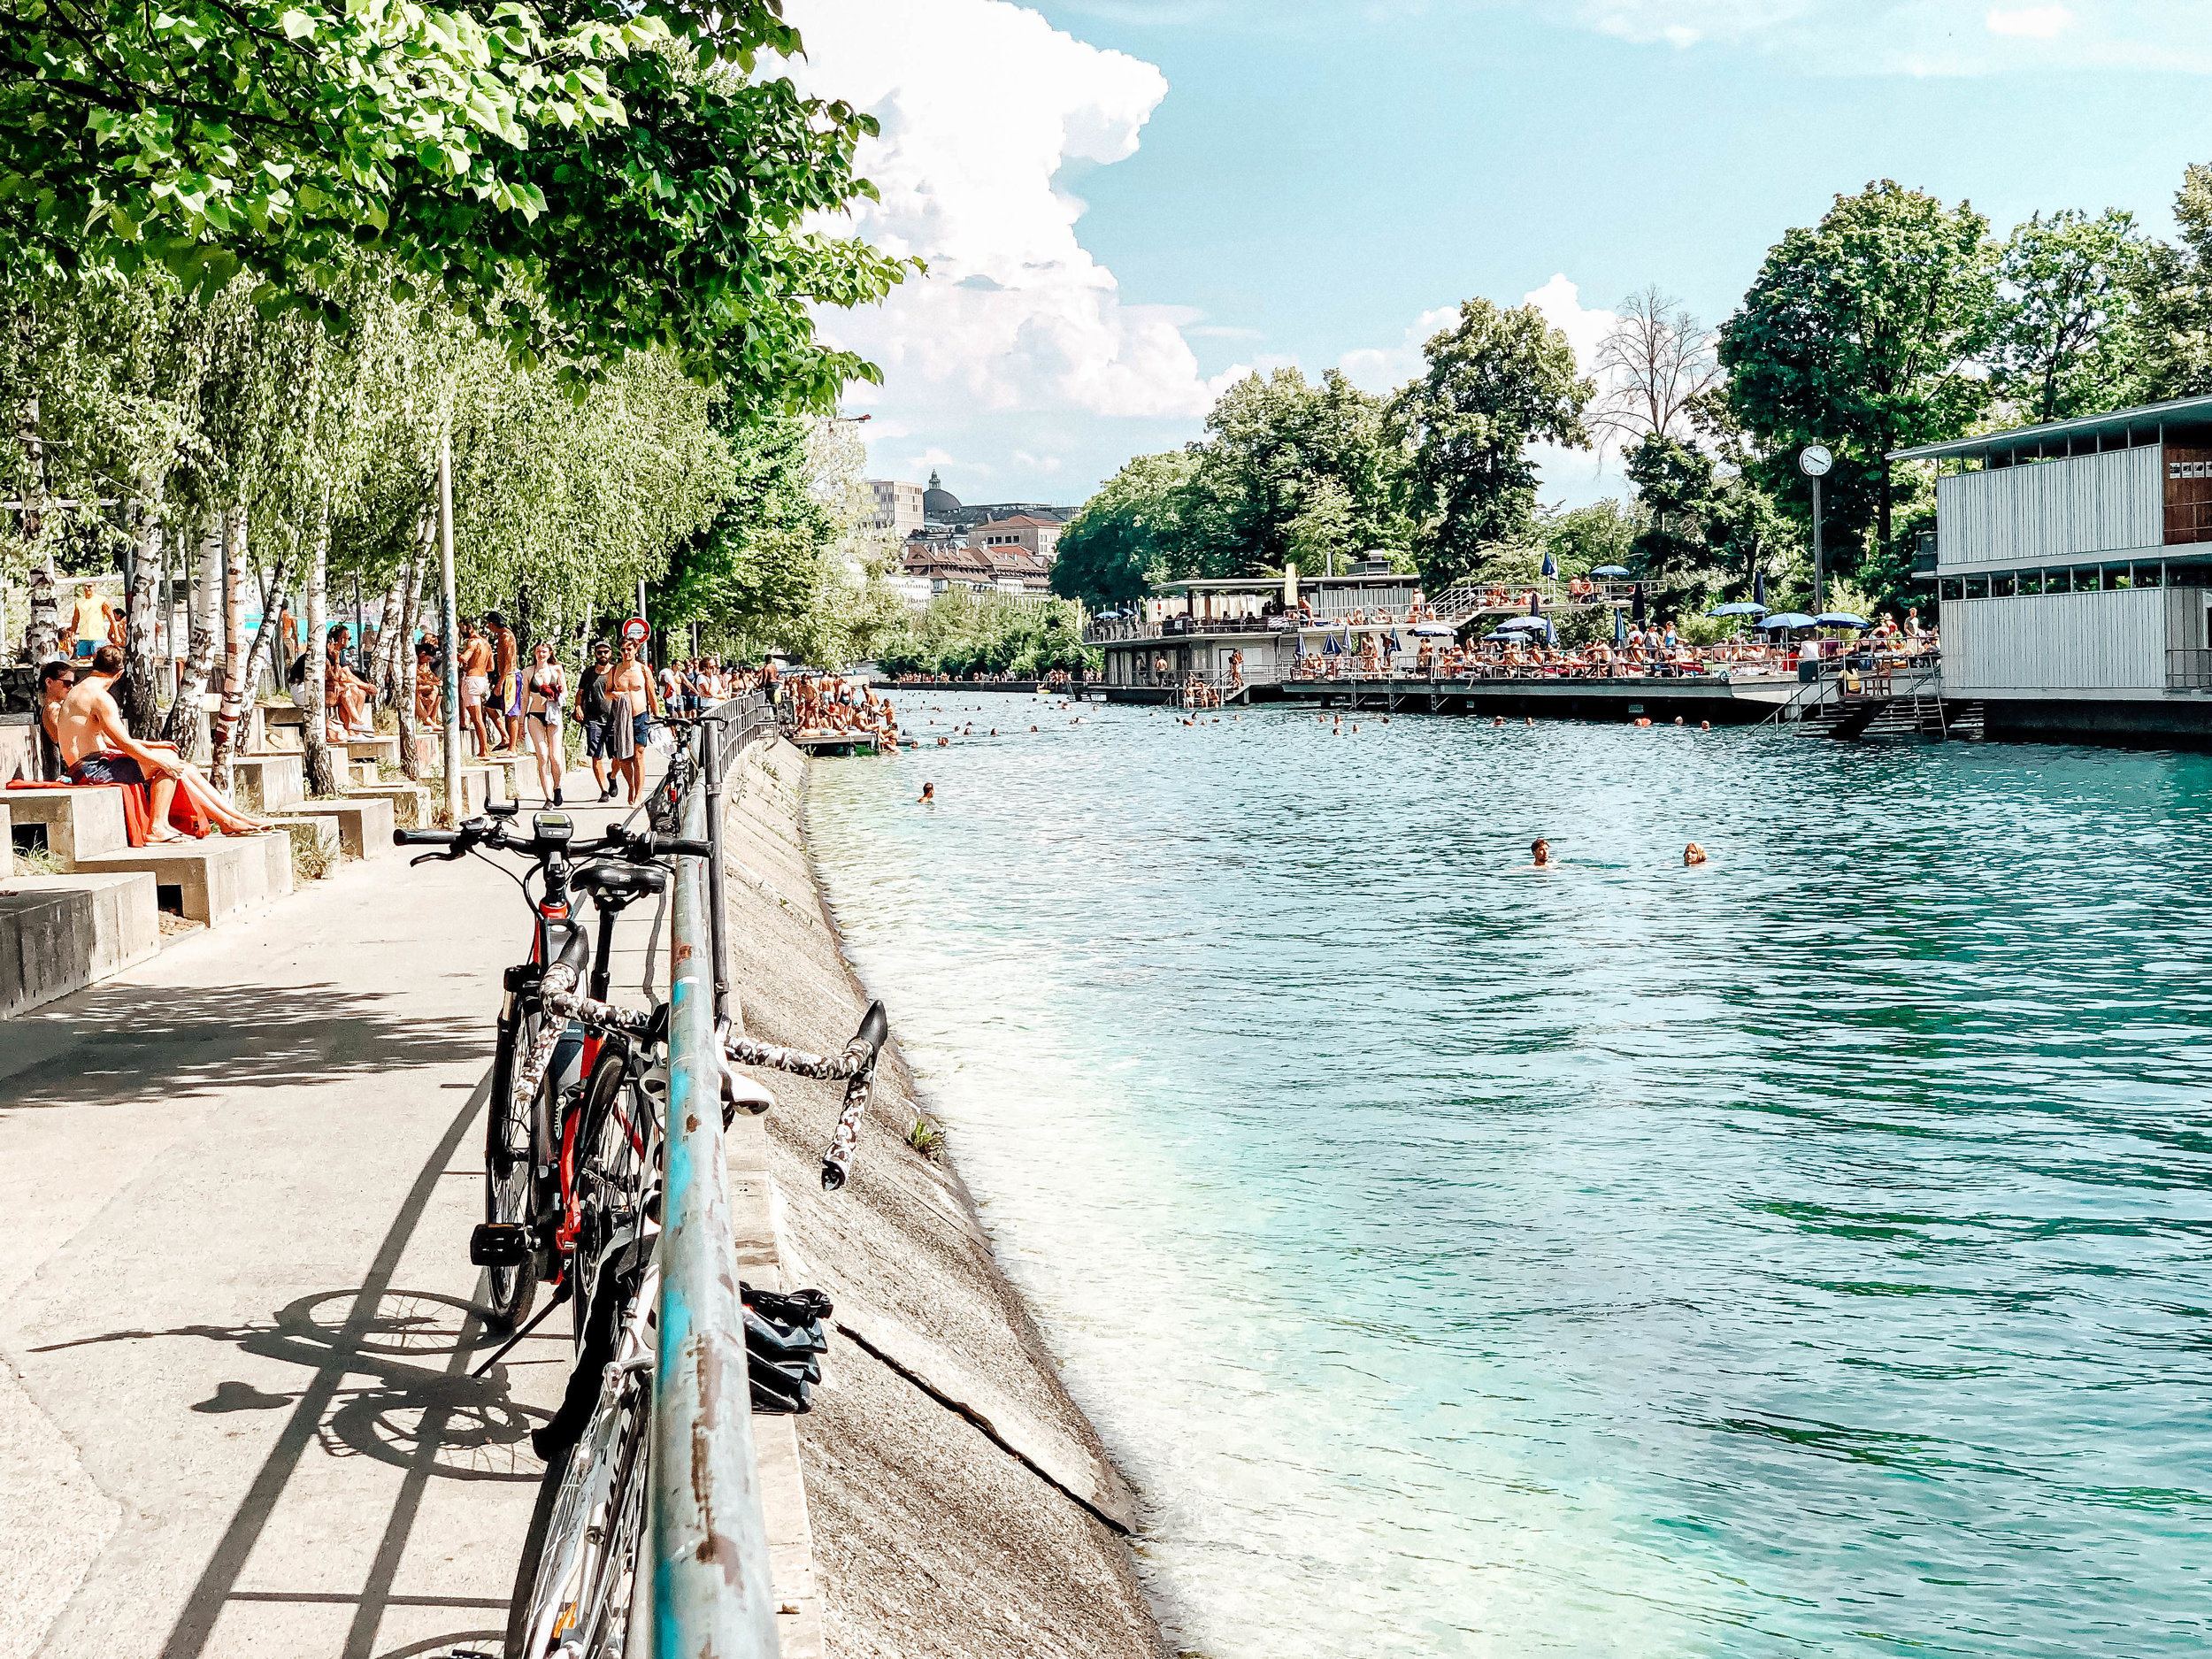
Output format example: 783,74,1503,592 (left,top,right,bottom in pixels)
649,694,779,1659
2169,649,2212,690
